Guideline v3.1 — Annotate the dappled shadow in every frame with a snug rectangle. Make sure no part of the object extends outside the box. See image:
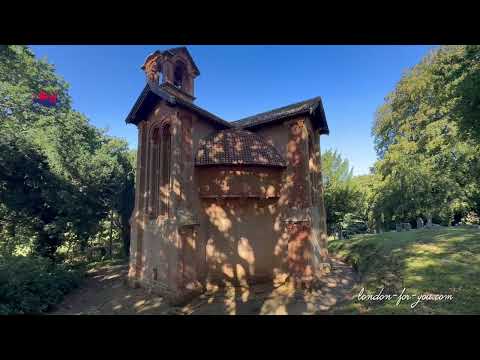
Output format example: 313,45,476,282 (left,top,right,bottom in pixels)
50,257,357,315
130,107,329,304
50,261,175,315
181,257,357,315
202,197,283,287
